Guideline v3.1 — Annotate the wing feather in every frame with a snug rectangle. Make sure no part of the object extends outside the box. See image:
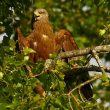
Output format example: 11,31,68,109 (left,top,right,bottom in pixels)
55,29,78,52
